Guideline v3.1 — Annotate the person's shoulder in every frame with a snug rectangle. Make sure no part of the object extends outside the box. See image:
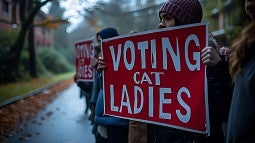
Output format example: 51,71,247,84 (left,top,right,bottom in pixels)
239,57,255,80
